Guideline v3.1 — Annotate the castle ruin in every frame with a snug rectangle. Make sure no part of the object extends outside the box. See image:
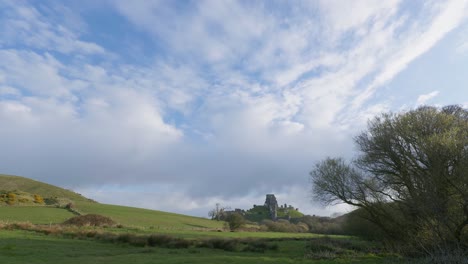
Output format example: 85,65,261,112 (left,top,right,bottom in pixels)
264,194,278,220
